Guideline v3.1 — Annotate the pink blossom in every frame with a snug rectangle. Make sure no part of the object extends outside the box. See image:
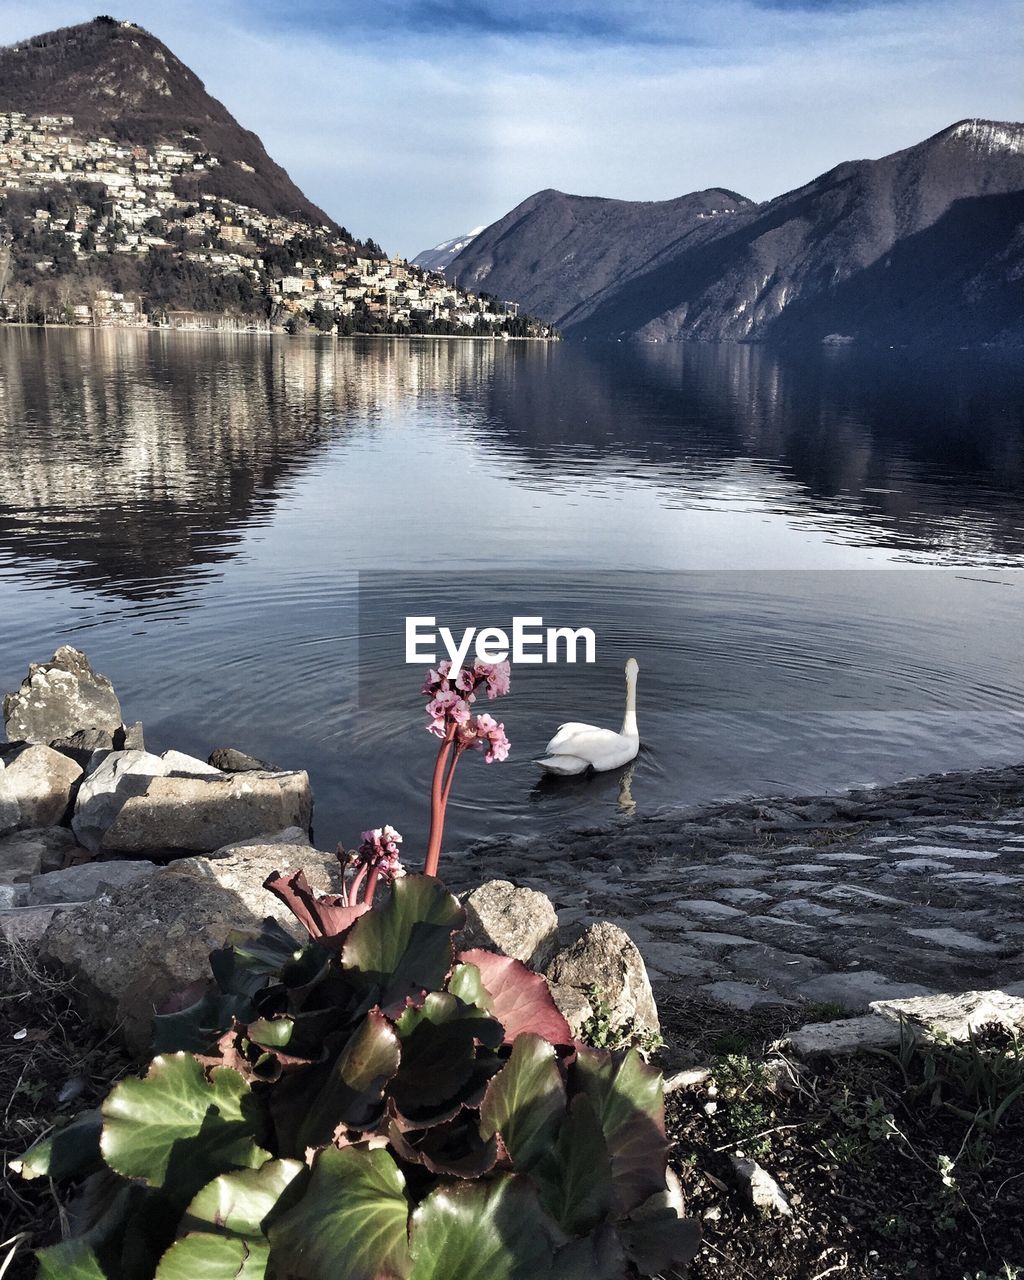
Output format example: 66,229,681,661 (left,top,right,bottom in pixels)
467,712,510,763
474,660,511,699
